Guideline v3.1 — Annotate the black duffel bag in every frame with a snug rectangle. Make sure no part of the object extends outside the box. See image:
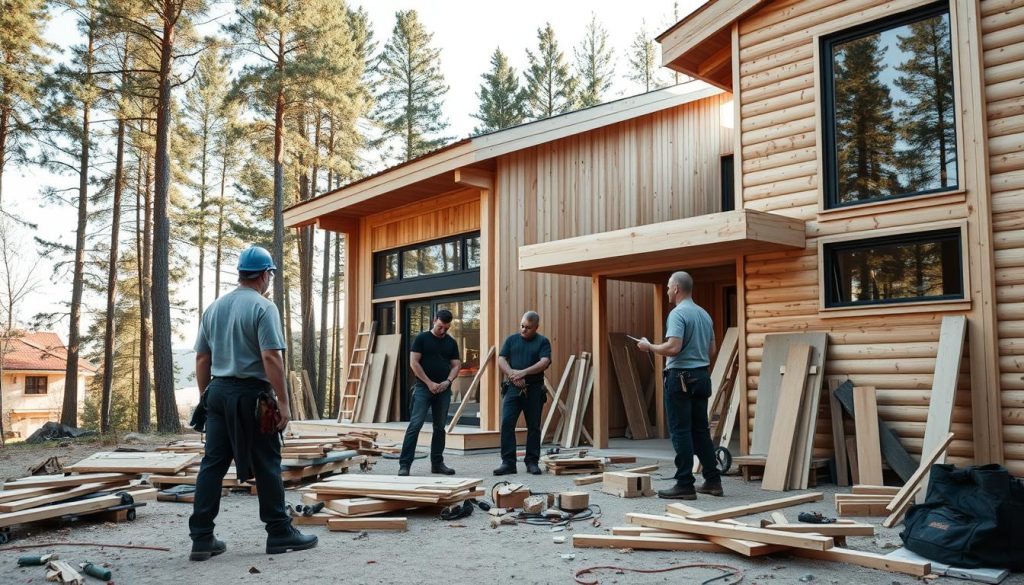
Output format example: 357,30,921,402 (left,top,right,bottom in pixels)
901,464,1024,570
